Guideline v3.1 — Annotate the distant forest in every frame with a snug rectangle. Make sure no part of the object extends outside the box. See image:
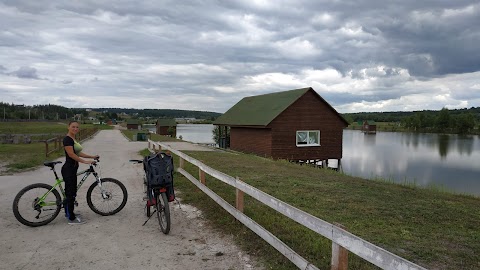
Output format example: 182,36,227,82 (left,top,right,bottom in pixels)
1,102,478,133
343,107,480,134
342,107,480,123
0,102,221,121
96,107,221,120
